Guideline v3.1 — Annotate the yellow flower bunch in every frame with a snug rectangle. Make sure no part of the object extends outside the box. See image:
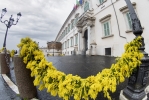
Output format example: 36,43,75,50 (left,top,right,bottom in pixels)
17,36,143,100
10,50,15,57
0,47,4,53
0,48,13,57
